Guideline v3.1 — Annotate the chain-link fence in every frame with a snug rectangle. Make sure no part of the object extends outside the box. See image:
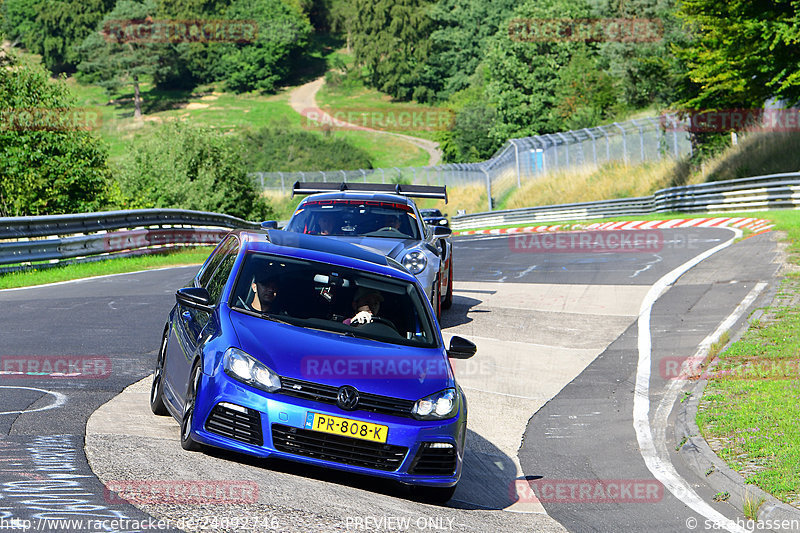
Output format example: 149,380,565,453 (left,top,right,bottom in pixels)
252,114,692,211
